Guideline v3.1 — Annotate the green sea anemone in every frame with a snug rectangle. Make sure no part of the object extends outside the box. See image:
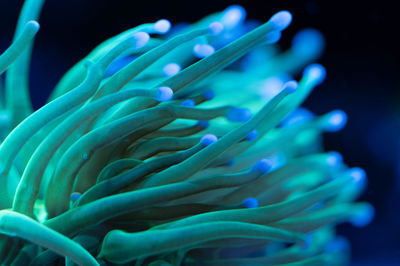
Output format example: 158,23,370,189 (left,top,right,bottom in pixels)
0,1,373,265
